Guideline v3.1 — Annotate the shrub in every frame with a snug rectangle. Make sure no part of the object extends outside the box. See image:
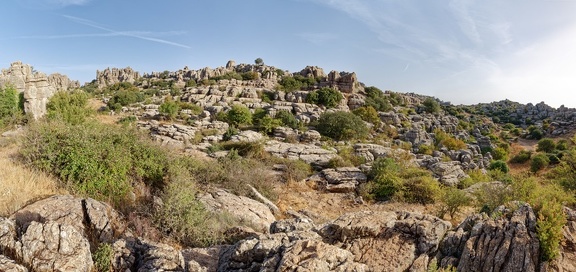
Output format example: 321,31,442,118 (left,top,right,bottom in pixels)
531,153,550,173
278,77,303,92
491,147,508,161
226,105,252,127
155,161,236,247
423,98,441,114
159,99,180,120
93,243,113,272
438,187,471,219
254,58,264,65
316,111,369,141
528,126,544,140
363,86,392,112
537,138,556,153
275,110,299,129
537,200,567,261
434,129,467,150
241,71,259,80
19,121,168,206
510,150,532,163
257,115,282,134
489,160,510,173
556,139,569,151
185,79,197,87
306,87,343,108
353,106,381,126
0,85,25,128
